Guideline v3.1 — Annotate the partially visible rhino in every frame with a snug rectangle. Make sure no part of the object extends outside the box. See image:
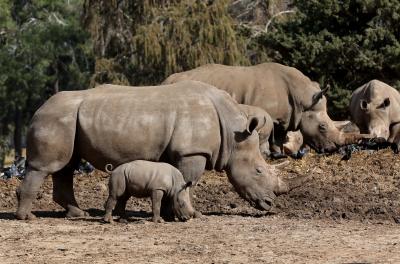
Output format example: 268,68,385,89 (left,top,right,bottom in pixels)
238,104,275,157
16,80,296,220
163,63,368,153
281,121,358,156
282,131,303,155
350,80,400,143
